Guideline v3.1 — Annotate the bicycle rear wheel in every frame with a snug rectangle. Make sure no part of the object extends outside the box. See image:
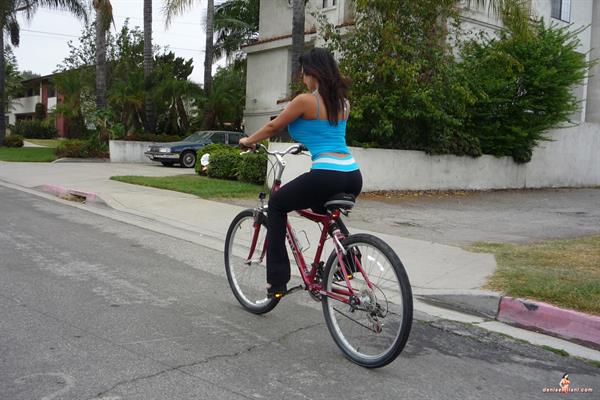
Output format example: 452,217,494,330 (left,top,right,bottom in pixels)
321,233,413,368
224,209,279,314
